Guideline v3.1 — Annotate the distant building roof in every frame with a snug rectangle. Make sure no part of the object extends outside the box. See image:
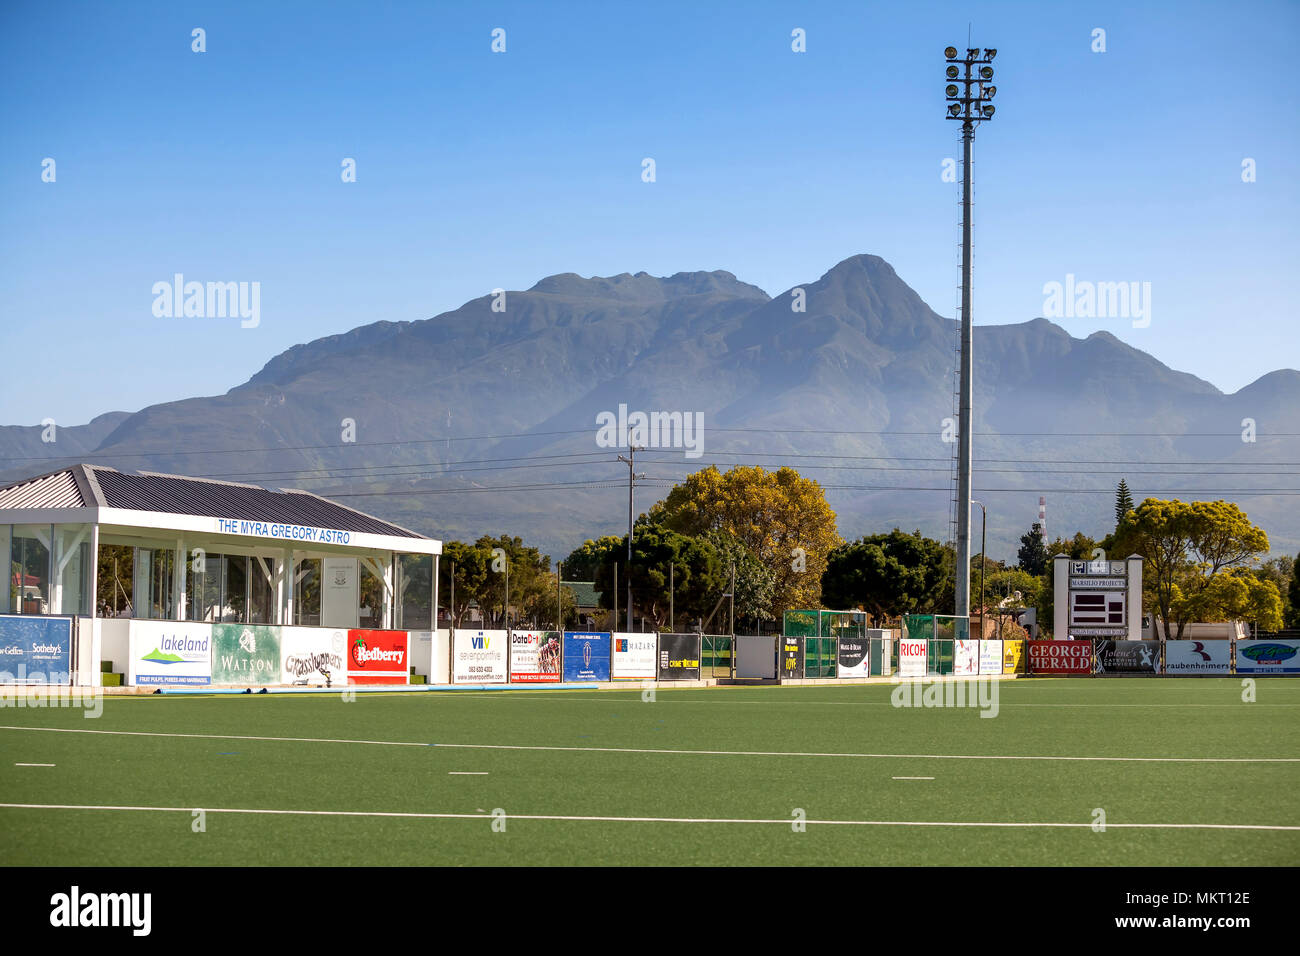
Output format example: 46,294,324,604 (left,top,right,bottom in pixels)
0,464,425,540
562,580,600,608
